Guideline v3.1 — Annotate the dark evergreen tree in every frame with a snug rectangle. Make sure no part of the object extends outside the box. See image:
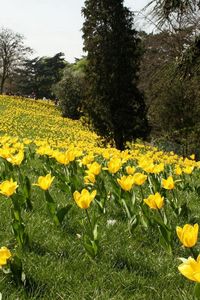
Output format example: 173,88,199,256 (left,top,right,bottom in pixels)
82,0,149,149
16,53,66,99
